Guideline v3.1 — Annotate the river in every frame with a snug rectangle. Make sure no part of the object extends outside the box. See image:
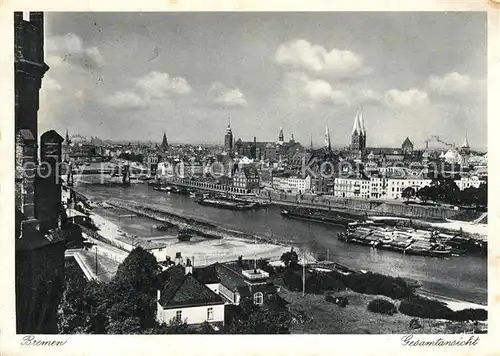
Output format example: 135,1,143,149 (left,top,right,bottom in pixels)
77,182,487,305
